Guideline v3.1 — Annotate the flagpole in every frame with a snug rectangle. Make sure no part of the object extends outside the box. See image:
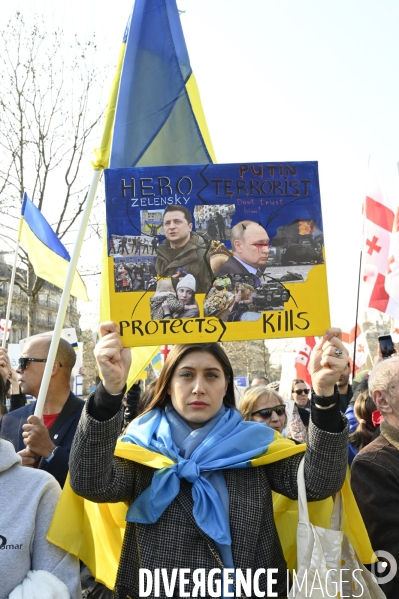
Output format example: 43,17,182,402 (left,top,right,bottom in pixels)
2,218,23,348
352,250,363,380
352,156,370,380
34,169,102,418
